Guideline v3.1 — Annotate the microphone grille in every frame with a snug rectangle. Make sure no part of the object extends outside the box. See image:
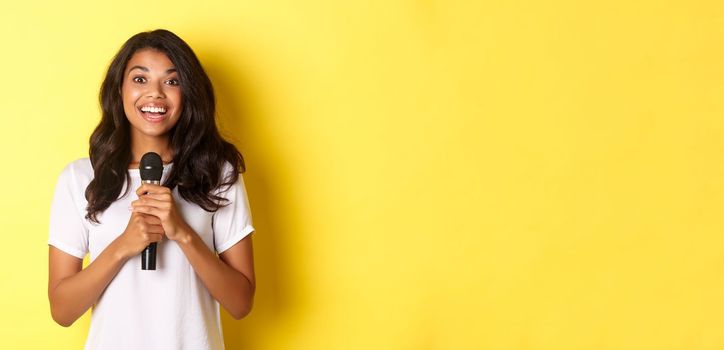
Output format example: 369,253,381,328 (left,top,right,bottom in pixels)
139,152,163,181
